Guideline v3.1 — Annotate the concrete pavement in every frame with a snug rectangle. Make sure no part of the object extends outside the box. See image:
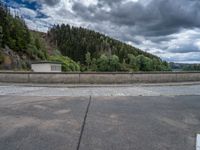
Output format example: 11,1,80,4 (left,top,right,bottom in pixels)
0,96,89,150
0,83,200,97
80,96,200,150
0,84,200,150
